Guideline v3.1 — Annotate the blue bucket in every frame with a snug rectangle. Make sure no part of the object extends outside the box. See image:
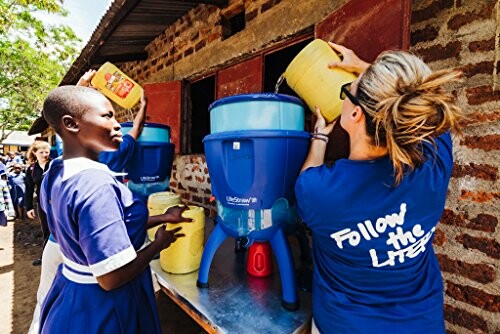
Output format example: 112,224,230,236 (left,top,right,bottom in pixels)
121,122,175,200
